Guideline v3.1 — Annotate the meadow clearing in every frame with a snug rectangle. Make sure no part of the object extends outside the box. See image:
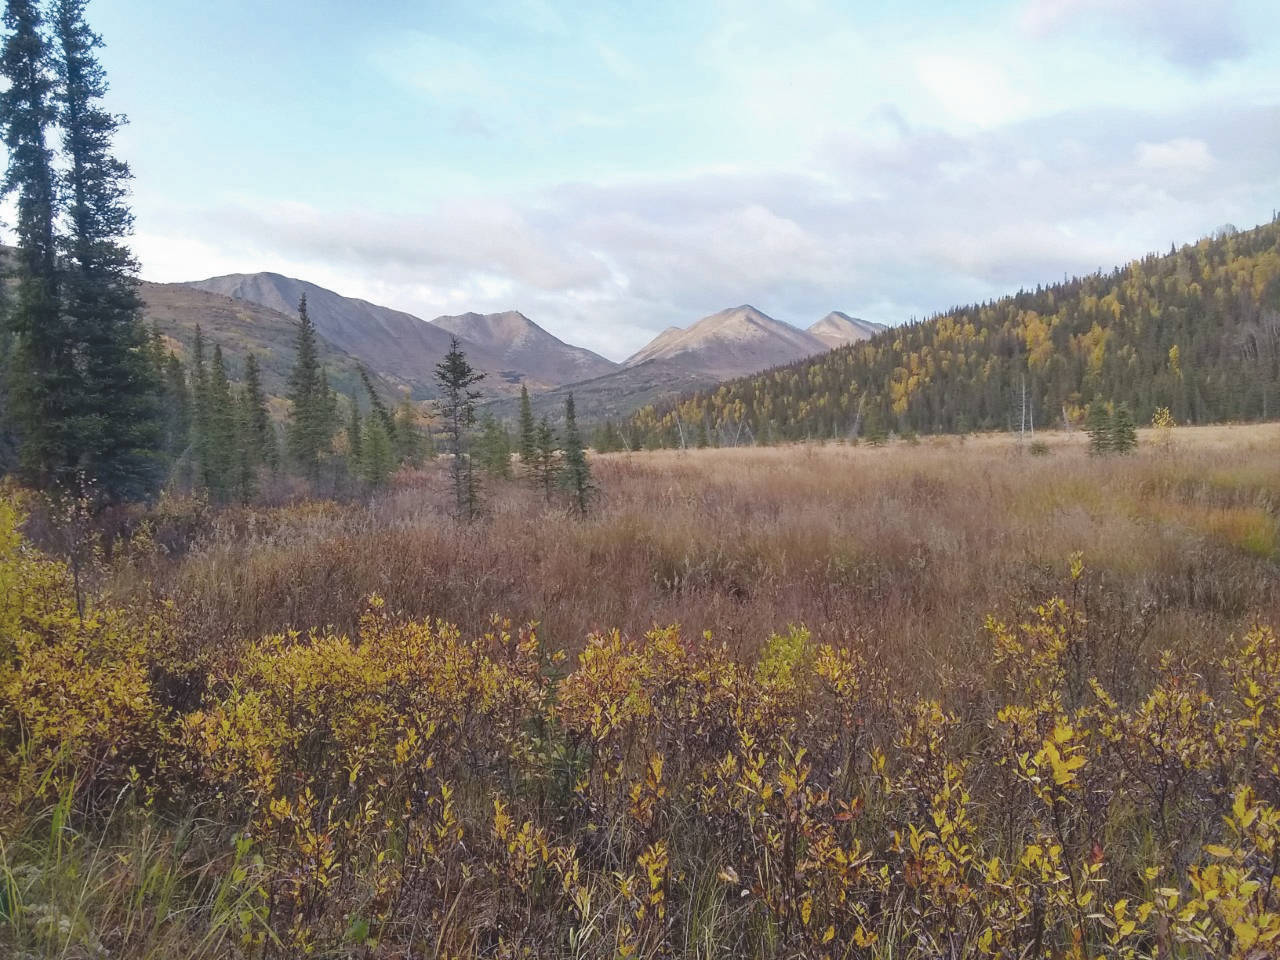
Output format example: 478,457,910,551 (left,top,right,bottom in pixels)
3,422,1280,958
